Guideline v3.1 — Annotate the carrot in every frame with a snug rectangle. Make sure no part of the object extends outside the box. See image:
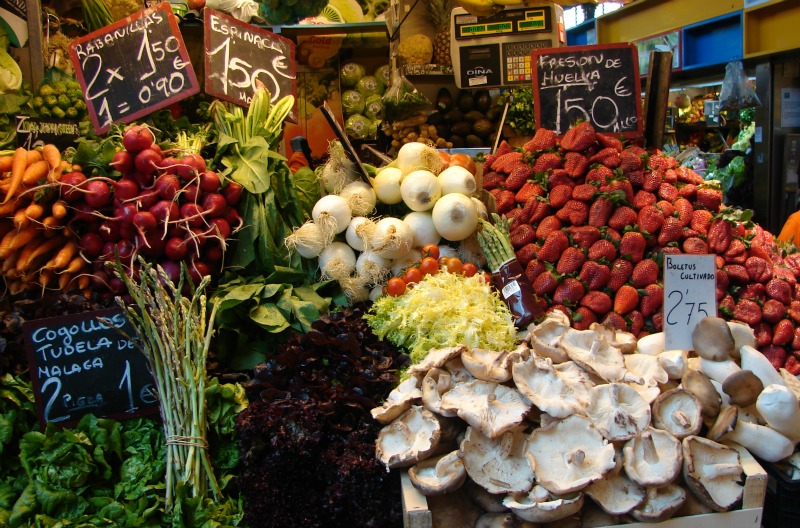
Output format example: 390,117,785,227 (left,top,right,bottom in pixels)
18,235,64,271
13,208,30,229
44,240,78,270
25,202,45,220
8,279,28,296
15,236,44,272
1,249,19,273
51,200,68,219
26,150,43,165
38,269,53,291
59,256,85,275
41,216,62,230
0,224,38,258
42,144,61,170
0,155,12,173
0,219,14,240
0,197,20,216
22,160,49,185
58,272,74,291
77,274,91,290
3,147,28,204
